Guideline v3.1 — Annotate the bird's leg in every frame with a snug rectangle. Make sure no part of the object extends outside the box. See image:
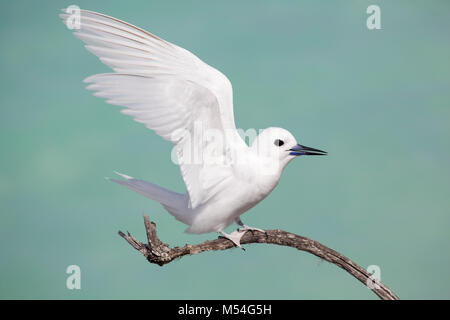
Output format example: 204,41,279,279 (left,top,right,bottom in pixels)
235,217,266,234
219,230,246,250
